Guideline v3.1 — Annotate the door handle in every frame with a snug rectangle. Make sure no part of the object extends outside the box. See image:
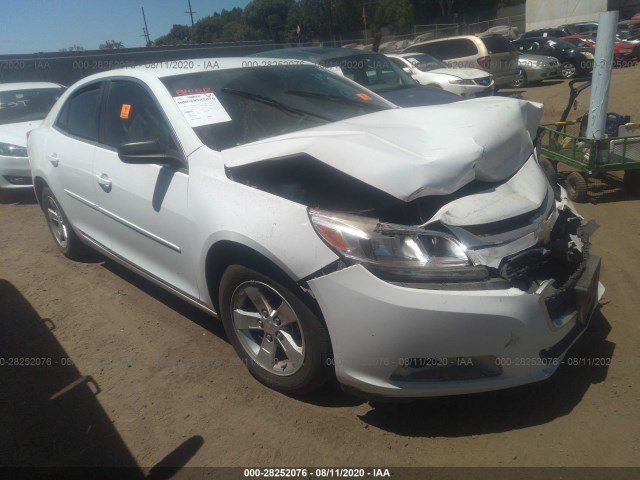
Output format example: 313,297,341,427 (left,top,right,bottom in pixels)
48,154,59,167
96,173,112,192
